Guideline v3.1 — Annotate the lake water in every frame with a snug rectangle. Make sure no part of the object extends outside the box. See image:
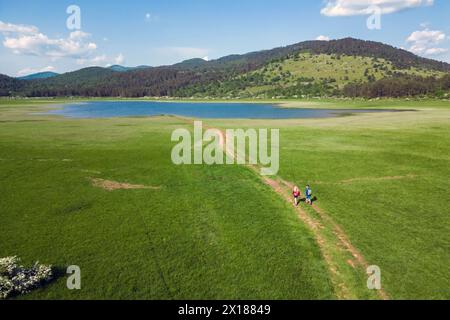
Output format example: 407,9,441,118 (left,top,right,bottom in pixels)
48,101,396,119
